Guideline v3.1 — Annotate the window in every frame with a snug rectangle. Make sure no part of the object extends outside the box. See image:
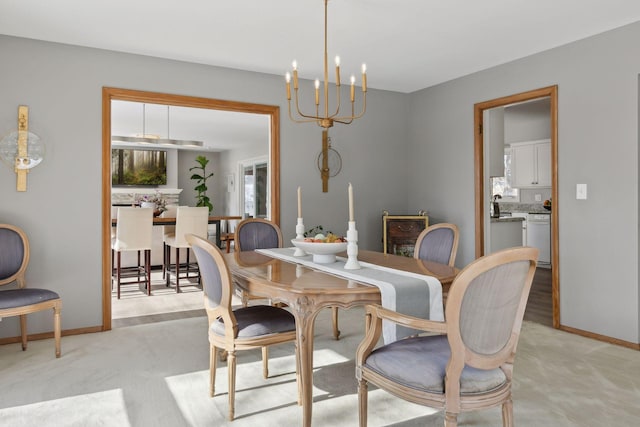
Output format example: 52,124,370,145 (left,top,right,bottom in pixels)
240,157,268,218
492,148,519,201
